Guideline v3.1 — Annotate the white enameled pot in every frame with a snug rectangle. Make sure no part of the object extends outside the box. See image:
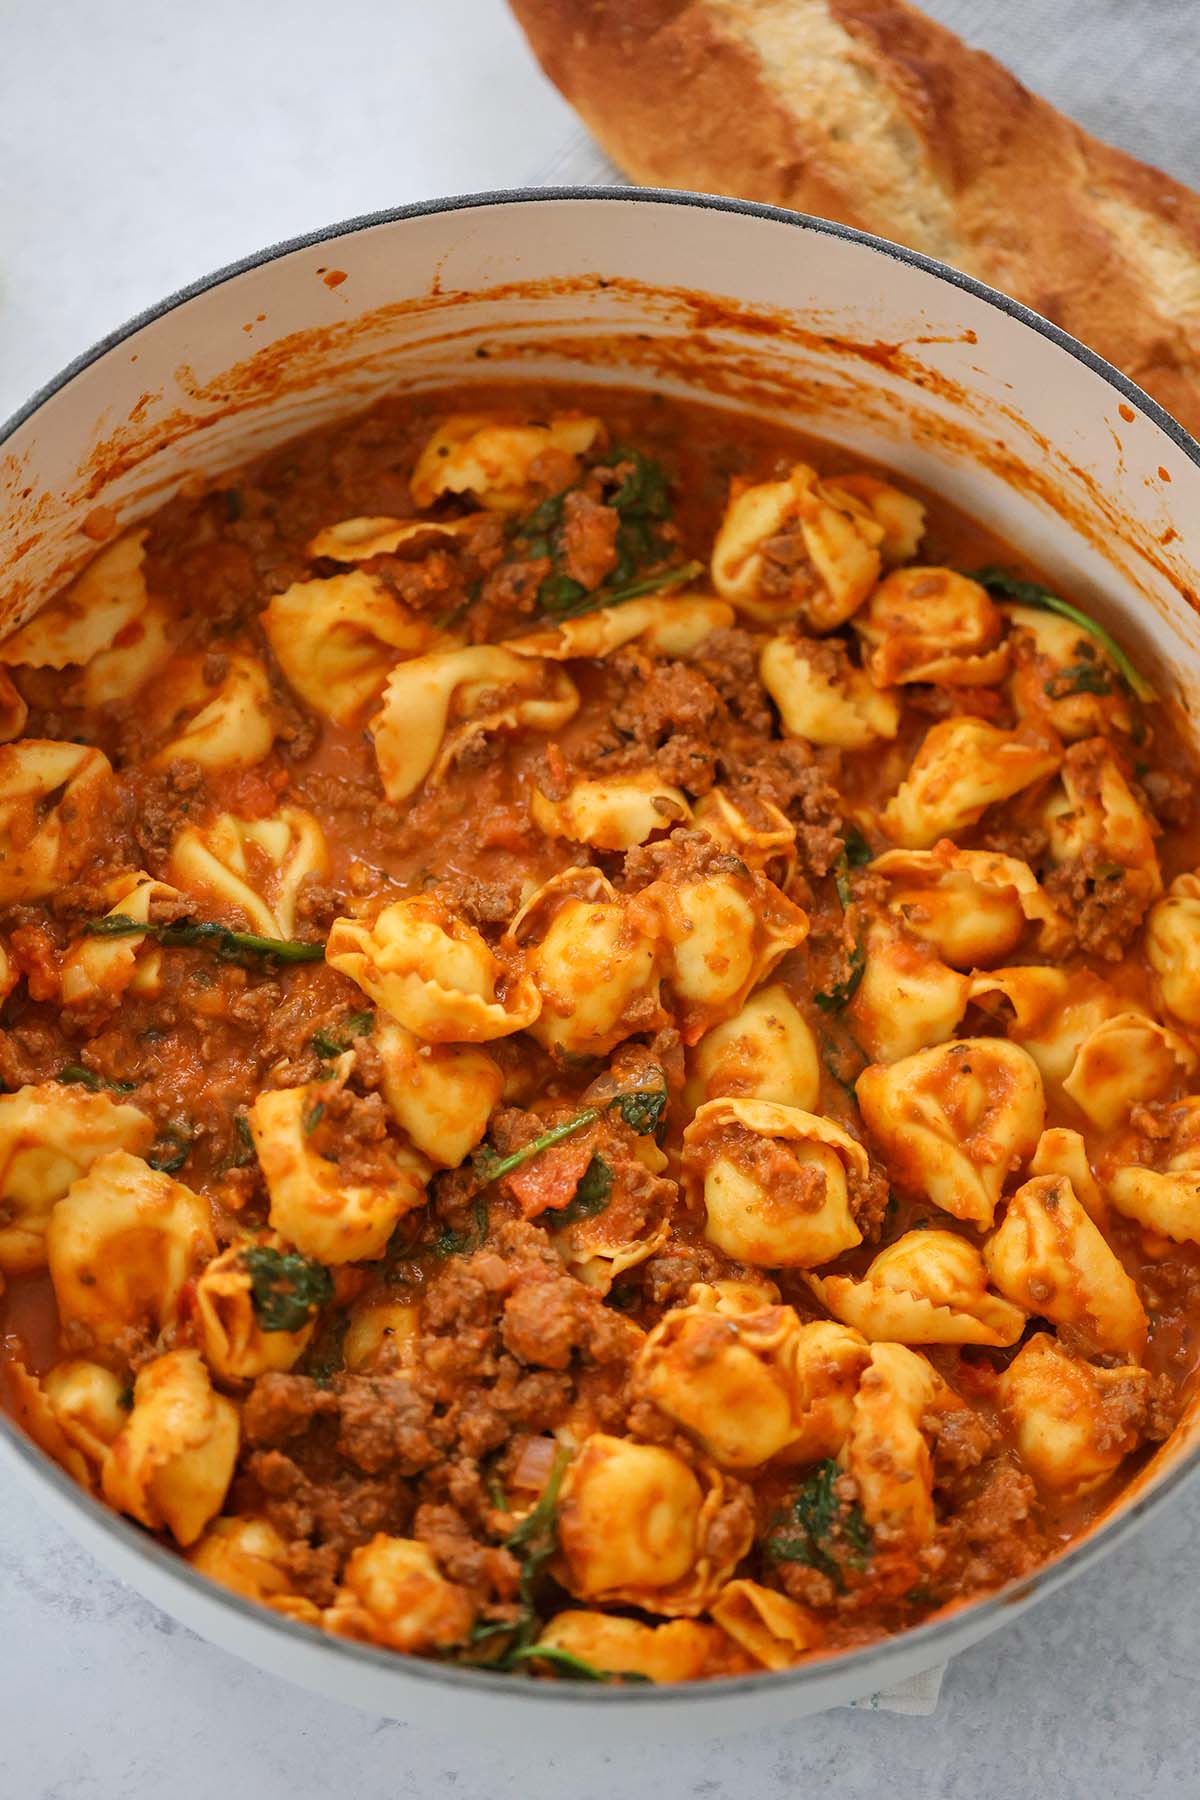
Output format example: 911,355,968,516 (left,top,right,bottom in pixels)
2,190,1199,1739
